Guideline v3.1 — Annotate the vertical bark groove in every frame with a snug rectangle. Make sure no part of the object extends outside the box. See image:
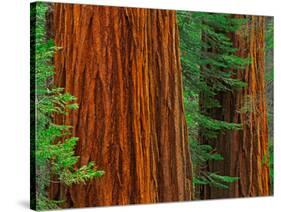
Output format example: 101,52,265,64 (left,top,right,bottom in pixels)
49,3,193,207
